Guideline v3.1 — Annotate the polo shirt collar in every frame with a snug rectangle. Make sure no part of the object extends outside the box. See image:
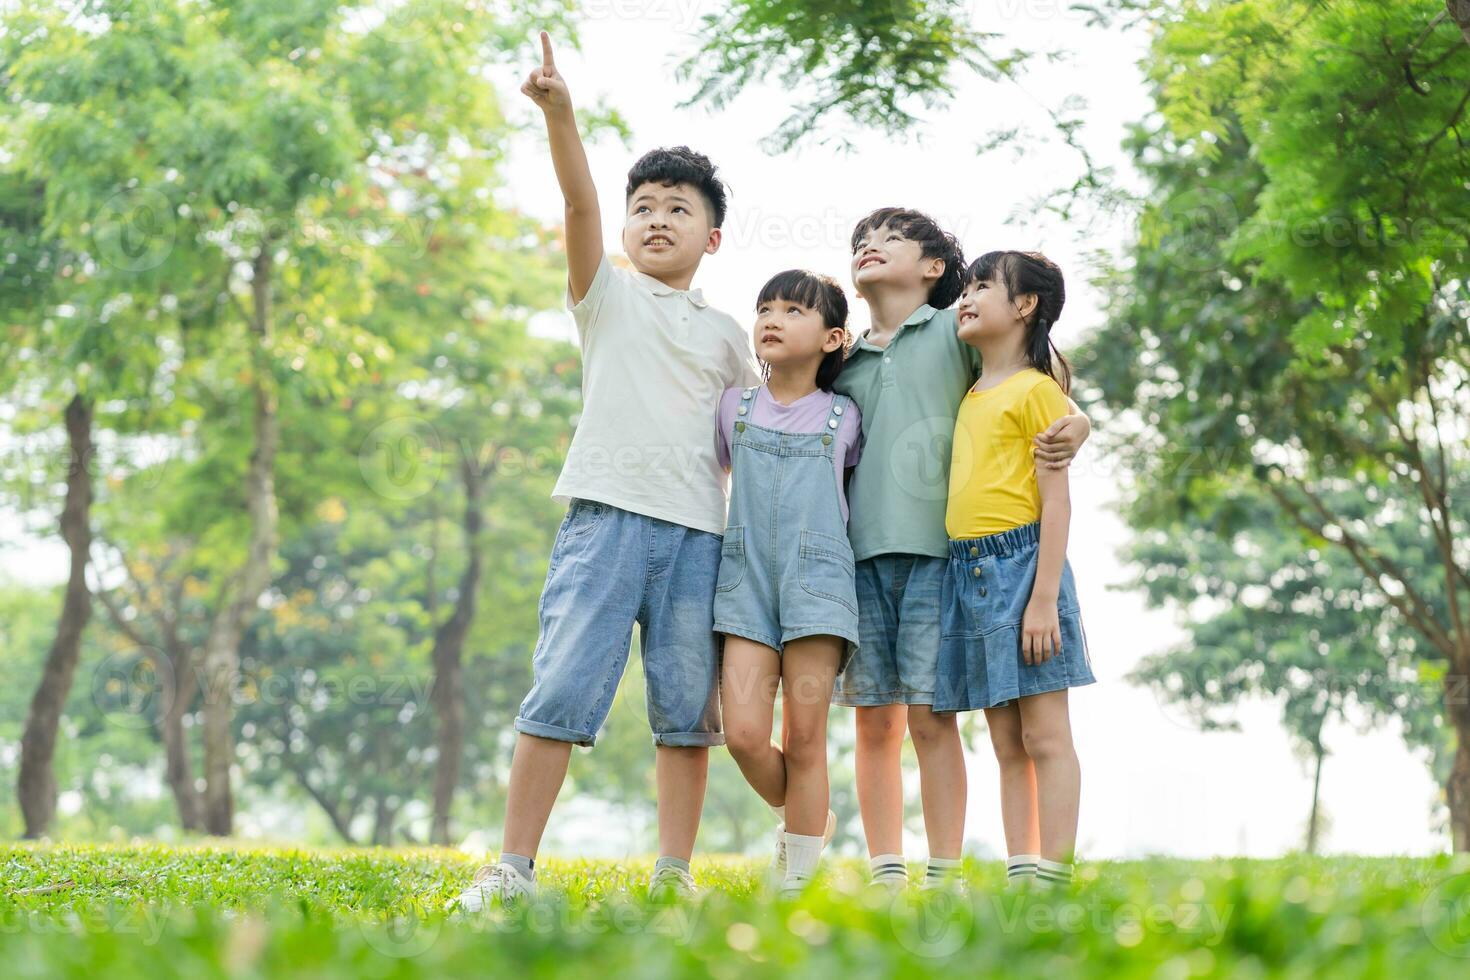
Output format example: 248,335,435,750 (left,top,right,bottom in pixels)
854,303,940,351
632,269,710,308
902,303,939,326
